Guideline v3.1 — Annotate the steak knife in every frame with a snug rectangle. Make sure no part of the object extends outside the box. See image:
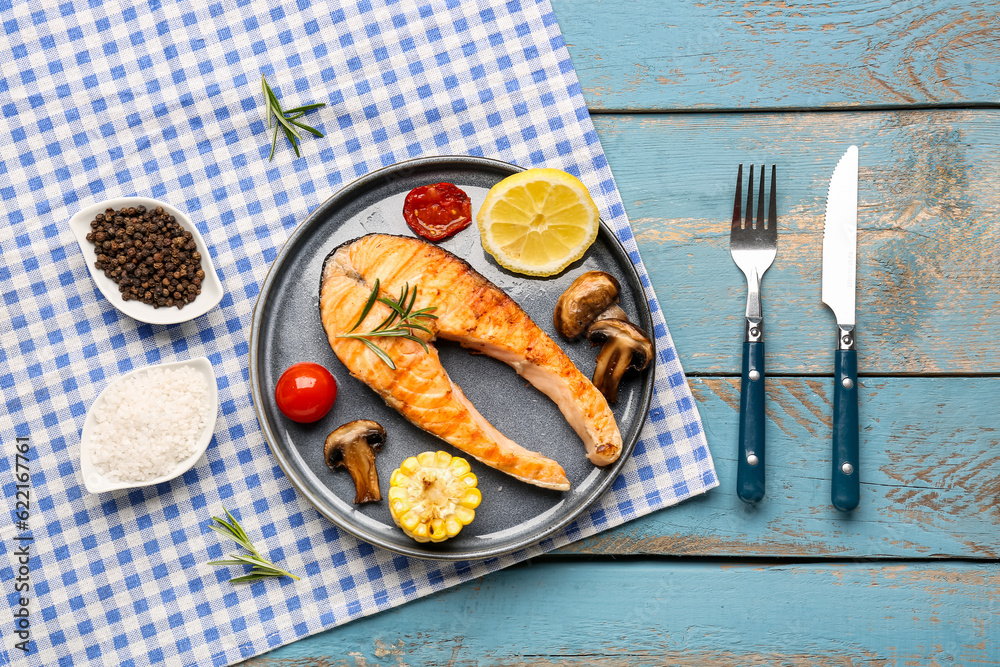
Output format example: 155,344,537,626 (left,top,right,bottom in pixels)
821,146,860,512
